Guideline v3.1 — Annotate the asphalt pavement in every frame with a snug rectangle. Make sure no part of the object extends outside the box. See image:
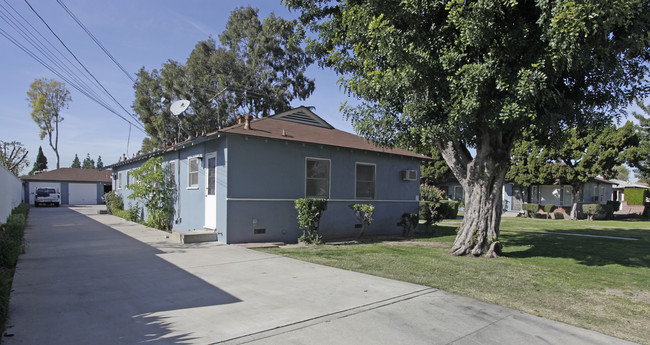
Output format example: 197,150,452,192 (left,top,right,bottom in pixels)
2,205,638,344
